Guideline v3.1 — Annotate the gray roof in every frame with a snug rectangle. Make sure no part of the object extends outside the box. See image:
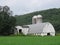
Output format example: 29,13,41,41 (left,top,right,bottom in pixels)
23,22,50,34
22,26,29,28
